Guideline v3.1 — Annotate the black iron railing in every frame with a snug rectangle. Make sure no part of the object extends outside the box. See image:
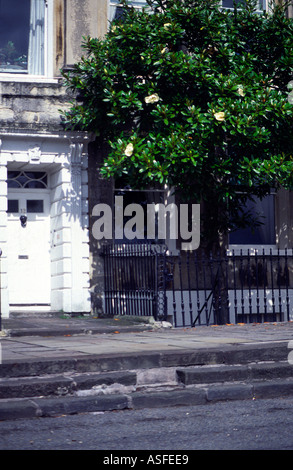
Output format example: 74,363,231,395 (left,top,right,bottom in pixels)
103,244,293,326
164,249,293,326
